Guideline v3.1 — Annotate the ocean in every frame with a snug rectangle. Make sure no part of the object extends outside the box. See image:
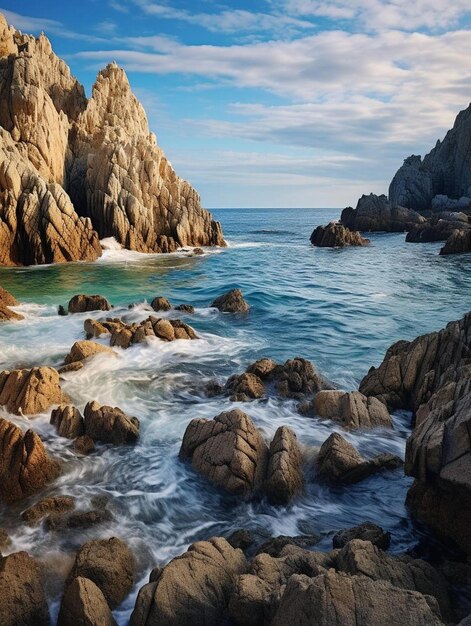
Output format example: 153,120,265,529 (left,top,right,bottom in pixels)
0,207,470,622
